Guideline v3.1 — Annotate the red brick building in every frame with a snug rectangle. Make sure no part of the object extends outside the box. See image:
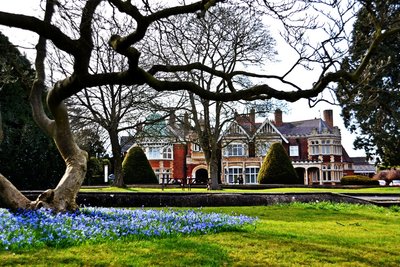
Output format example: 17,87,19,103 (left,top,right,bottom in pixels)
273,109,353,185
220,109,354,185
121,113,208,184
122,109,355,185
